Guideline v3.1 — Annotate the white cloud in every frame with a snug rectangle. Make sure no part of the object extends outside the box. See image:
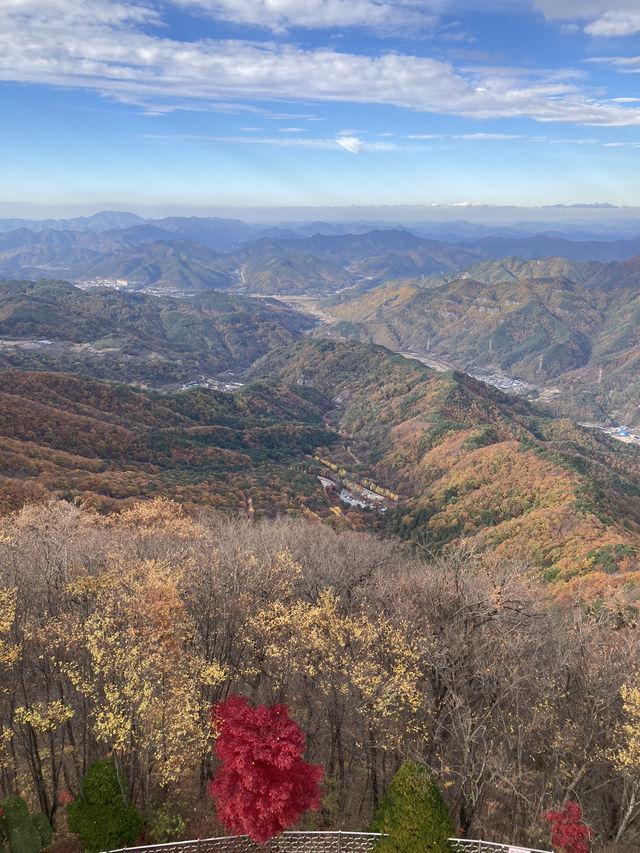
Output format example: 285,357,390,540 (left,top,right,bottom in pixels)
1,0,158,25
3,0,640,127
335,136,362,153
585,10,640,36
173,0,438,34
533,1,640,37
145,132,395,152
